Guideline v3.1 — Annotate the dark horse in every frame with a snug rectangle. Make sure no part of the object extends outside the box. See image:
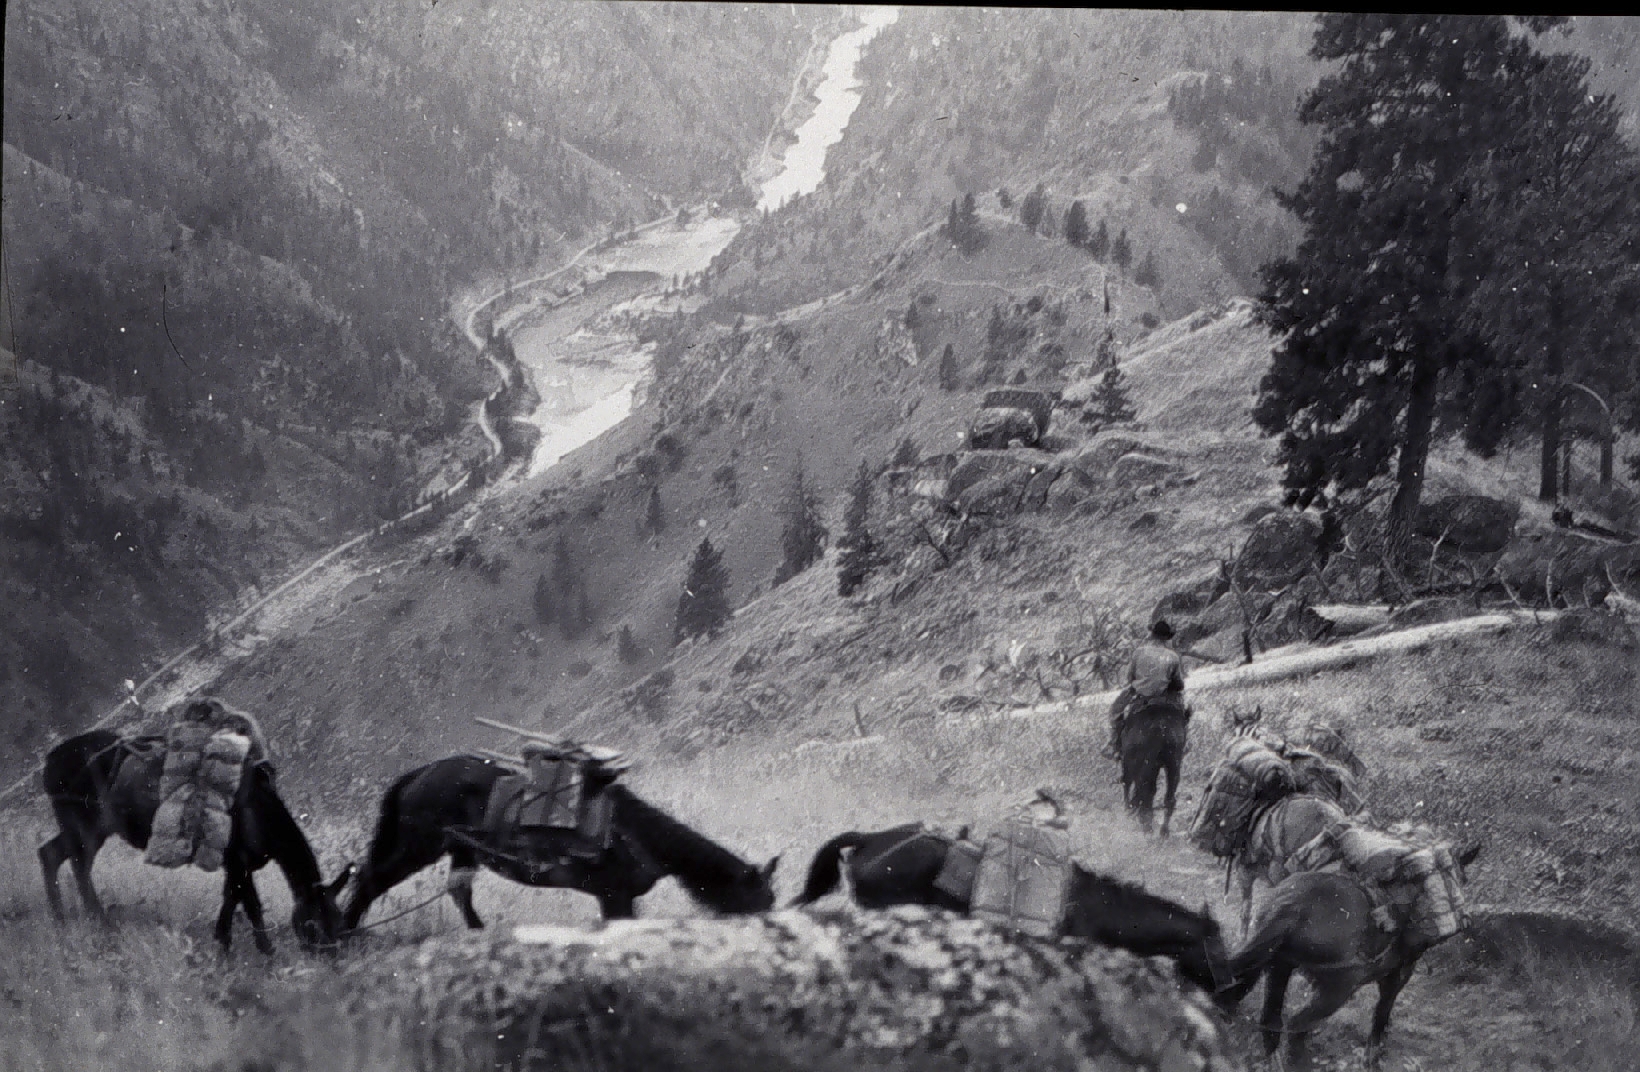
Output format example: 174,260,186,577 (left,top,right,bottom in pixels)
342,755,779,931
39,729,350,953
1118,700,1190,835
1216,845,1482,1069
793,823,1227,993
